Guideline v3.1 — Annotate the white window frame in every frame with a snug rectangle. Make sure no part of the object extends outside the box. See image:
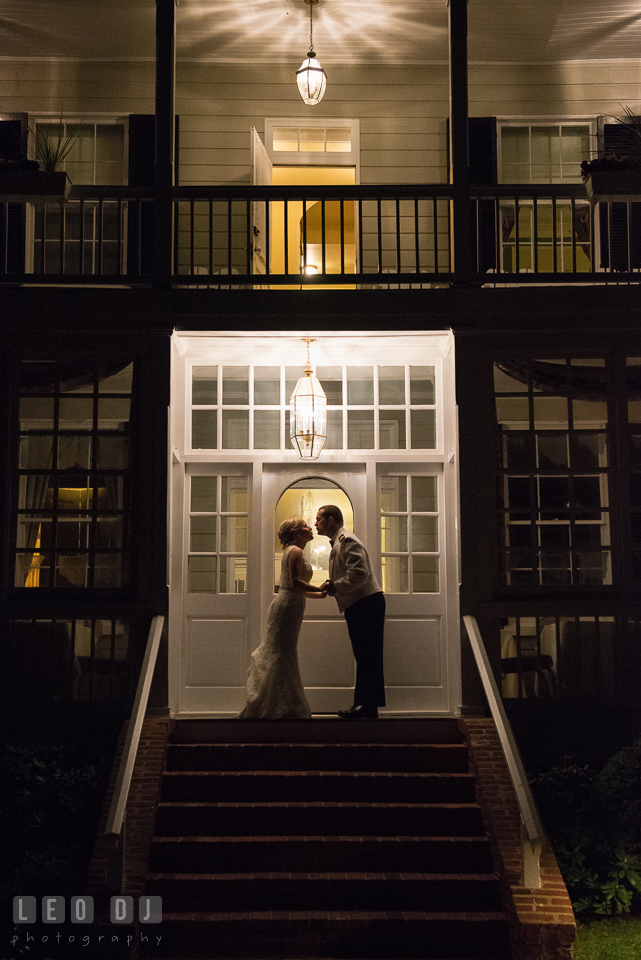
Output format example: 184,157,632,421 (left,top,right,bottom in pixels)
30,113,129,185
264,117,360,176
26,114,129,274
496,117,598,185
